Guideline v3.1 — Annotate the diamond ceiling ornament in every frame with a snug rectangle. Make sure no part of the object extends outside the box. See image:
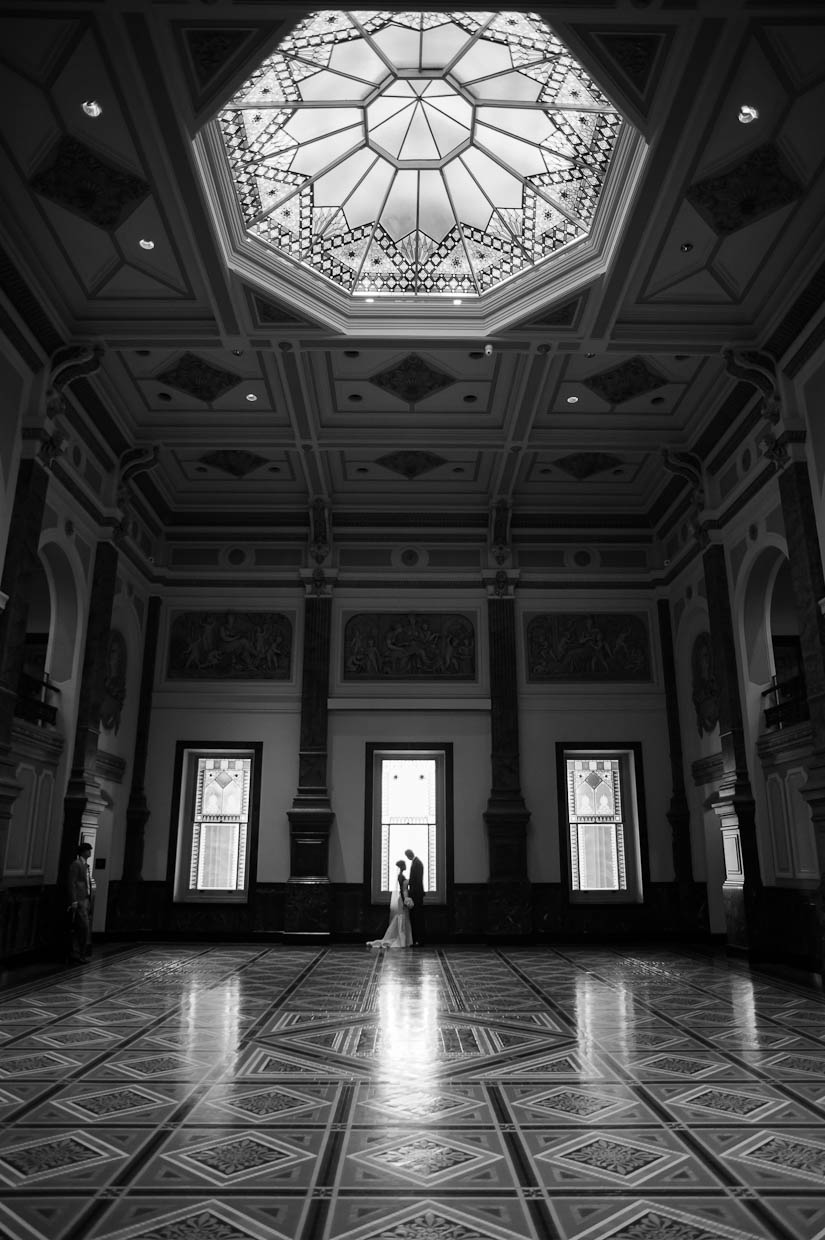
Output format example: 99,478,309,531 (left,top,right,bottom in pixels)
215,10,625,298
